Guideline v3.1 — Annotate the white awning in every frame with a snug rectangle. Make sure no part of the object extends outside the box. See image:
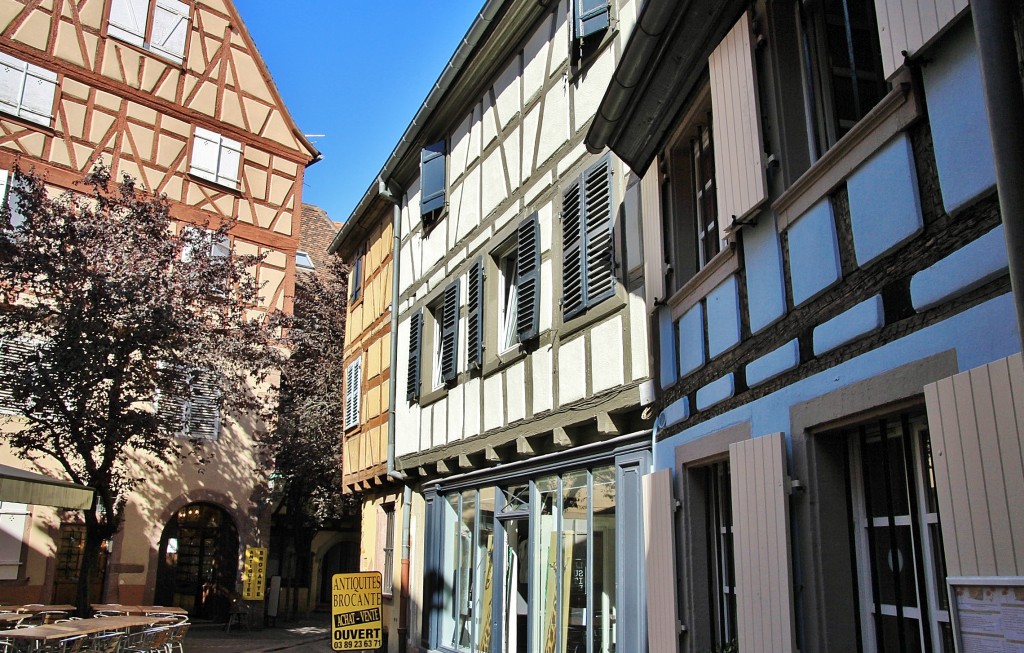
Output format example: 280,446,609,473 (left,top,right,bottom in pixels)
0,463,94,509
